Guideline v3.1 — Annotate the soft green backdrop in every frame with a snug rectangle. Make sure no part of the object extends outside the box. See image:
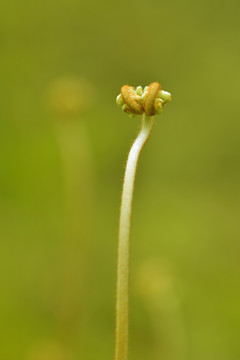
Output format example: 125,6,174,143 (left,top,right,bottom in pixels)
0,0,240,359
